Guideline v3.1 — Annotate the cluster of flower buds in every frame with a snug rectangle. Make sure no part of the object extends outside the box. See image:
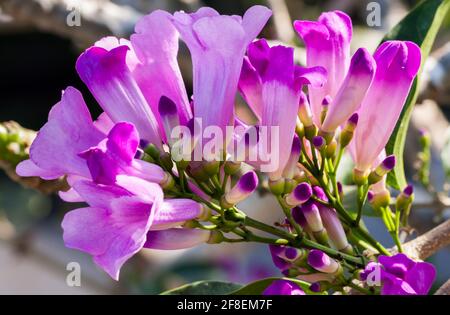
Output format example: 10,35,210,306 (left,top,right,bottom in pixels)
269,245,343,286
286,184,354,254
